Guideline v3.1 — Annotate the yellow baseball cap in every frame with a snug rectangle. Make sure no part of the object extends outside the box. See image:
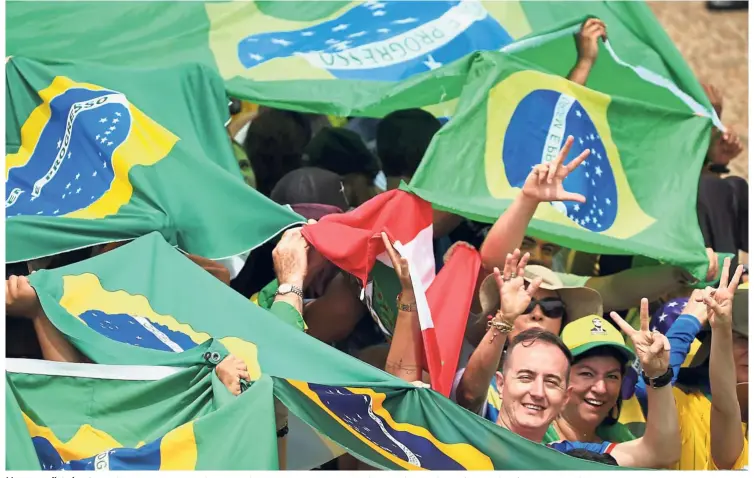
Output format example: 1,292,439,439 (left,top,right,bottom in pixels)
561,315,636,363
